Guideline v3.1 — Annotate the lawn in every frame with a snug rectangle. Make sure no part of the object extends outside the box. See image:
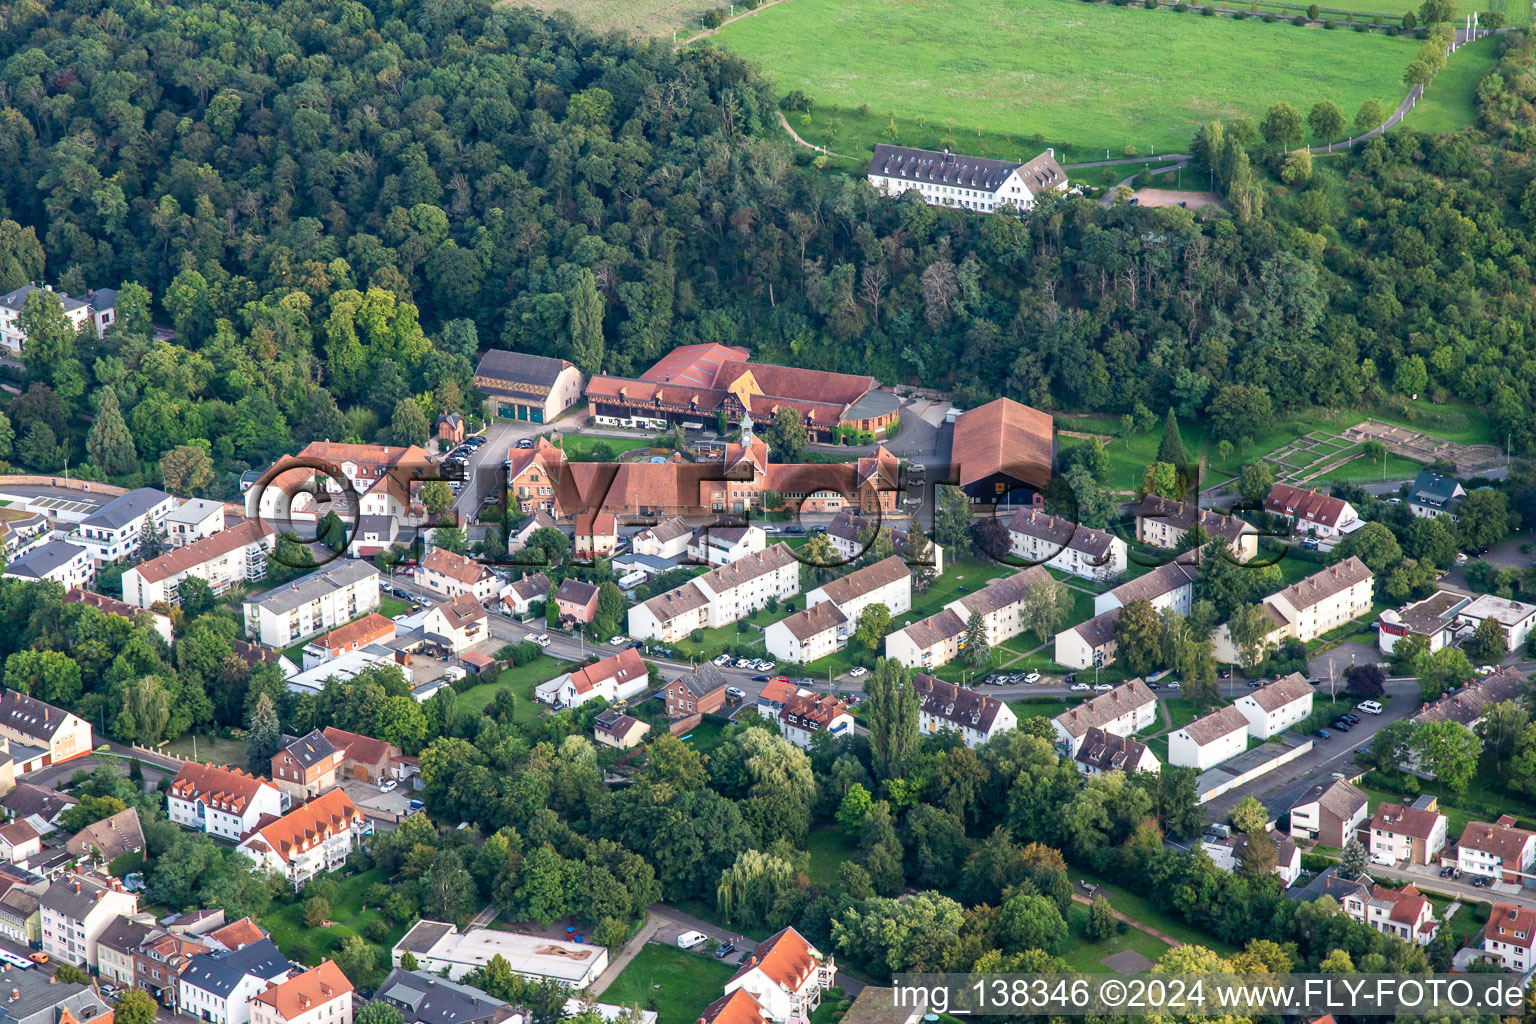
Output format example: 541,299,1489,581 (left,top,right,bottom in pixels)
380,595,413,618
1060,903,1174,973
905,557,1020,622
804,827,859,888
456,656,570,716
1310,449,1426,485
1072,867,1238,953
716,0,1422,160
600,943,737,1024
1369,397,1500,447
259,866,408,968
670,603,788,661
1401,37,1503,134
161,733,247,765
